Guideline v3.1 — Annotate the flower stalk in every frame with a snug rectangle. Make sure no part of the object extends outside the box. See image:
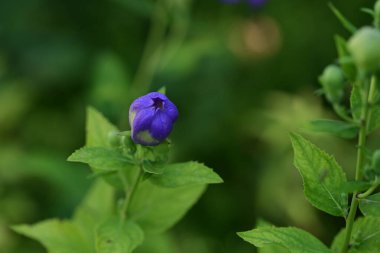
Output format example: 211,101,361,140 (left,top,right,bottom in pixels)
340,75,377,253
